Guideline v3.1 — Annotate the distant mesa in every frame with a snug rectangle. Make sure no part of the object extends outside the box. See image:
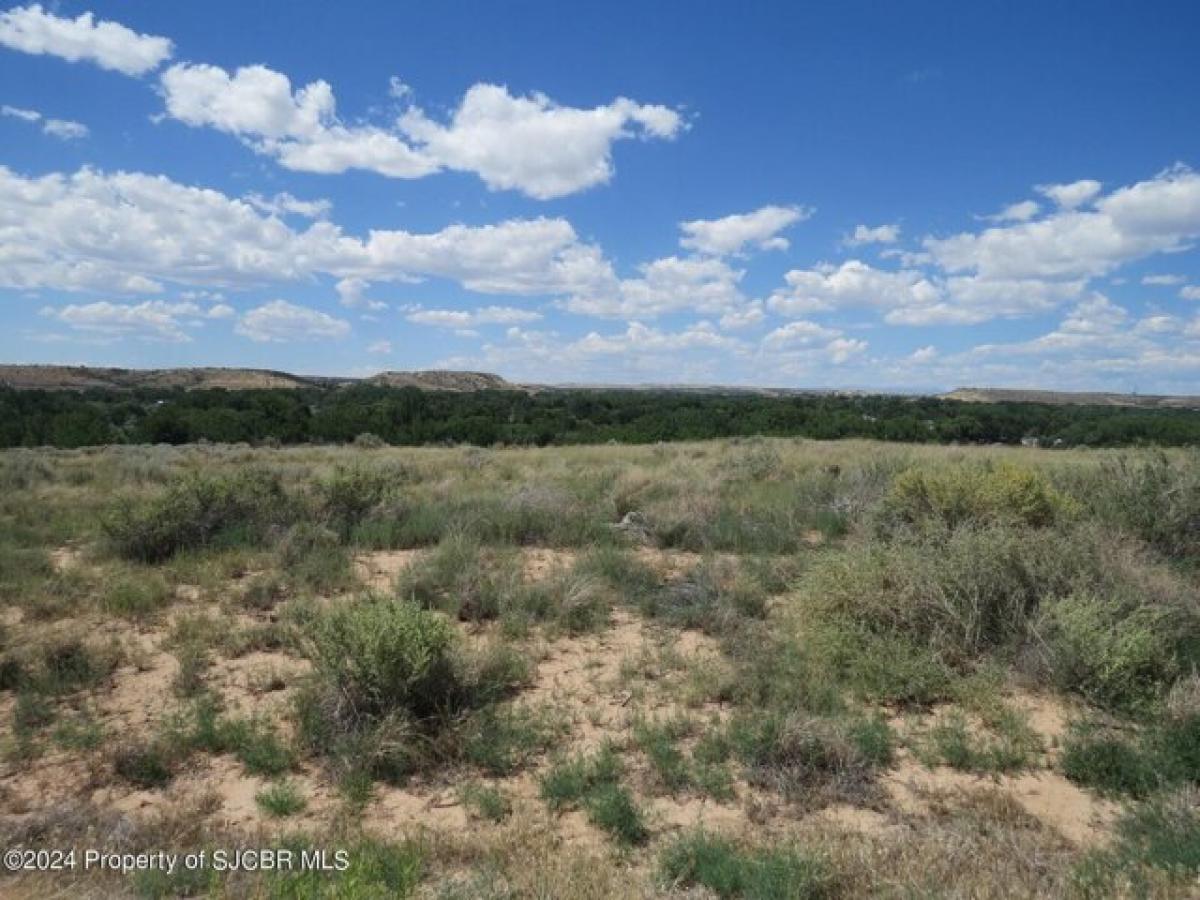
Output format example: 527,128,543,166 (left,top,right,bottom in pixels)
0,364,515,393
365,370,514,391
2,366,1198,408
0,365,317,391
941,387,1200,411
